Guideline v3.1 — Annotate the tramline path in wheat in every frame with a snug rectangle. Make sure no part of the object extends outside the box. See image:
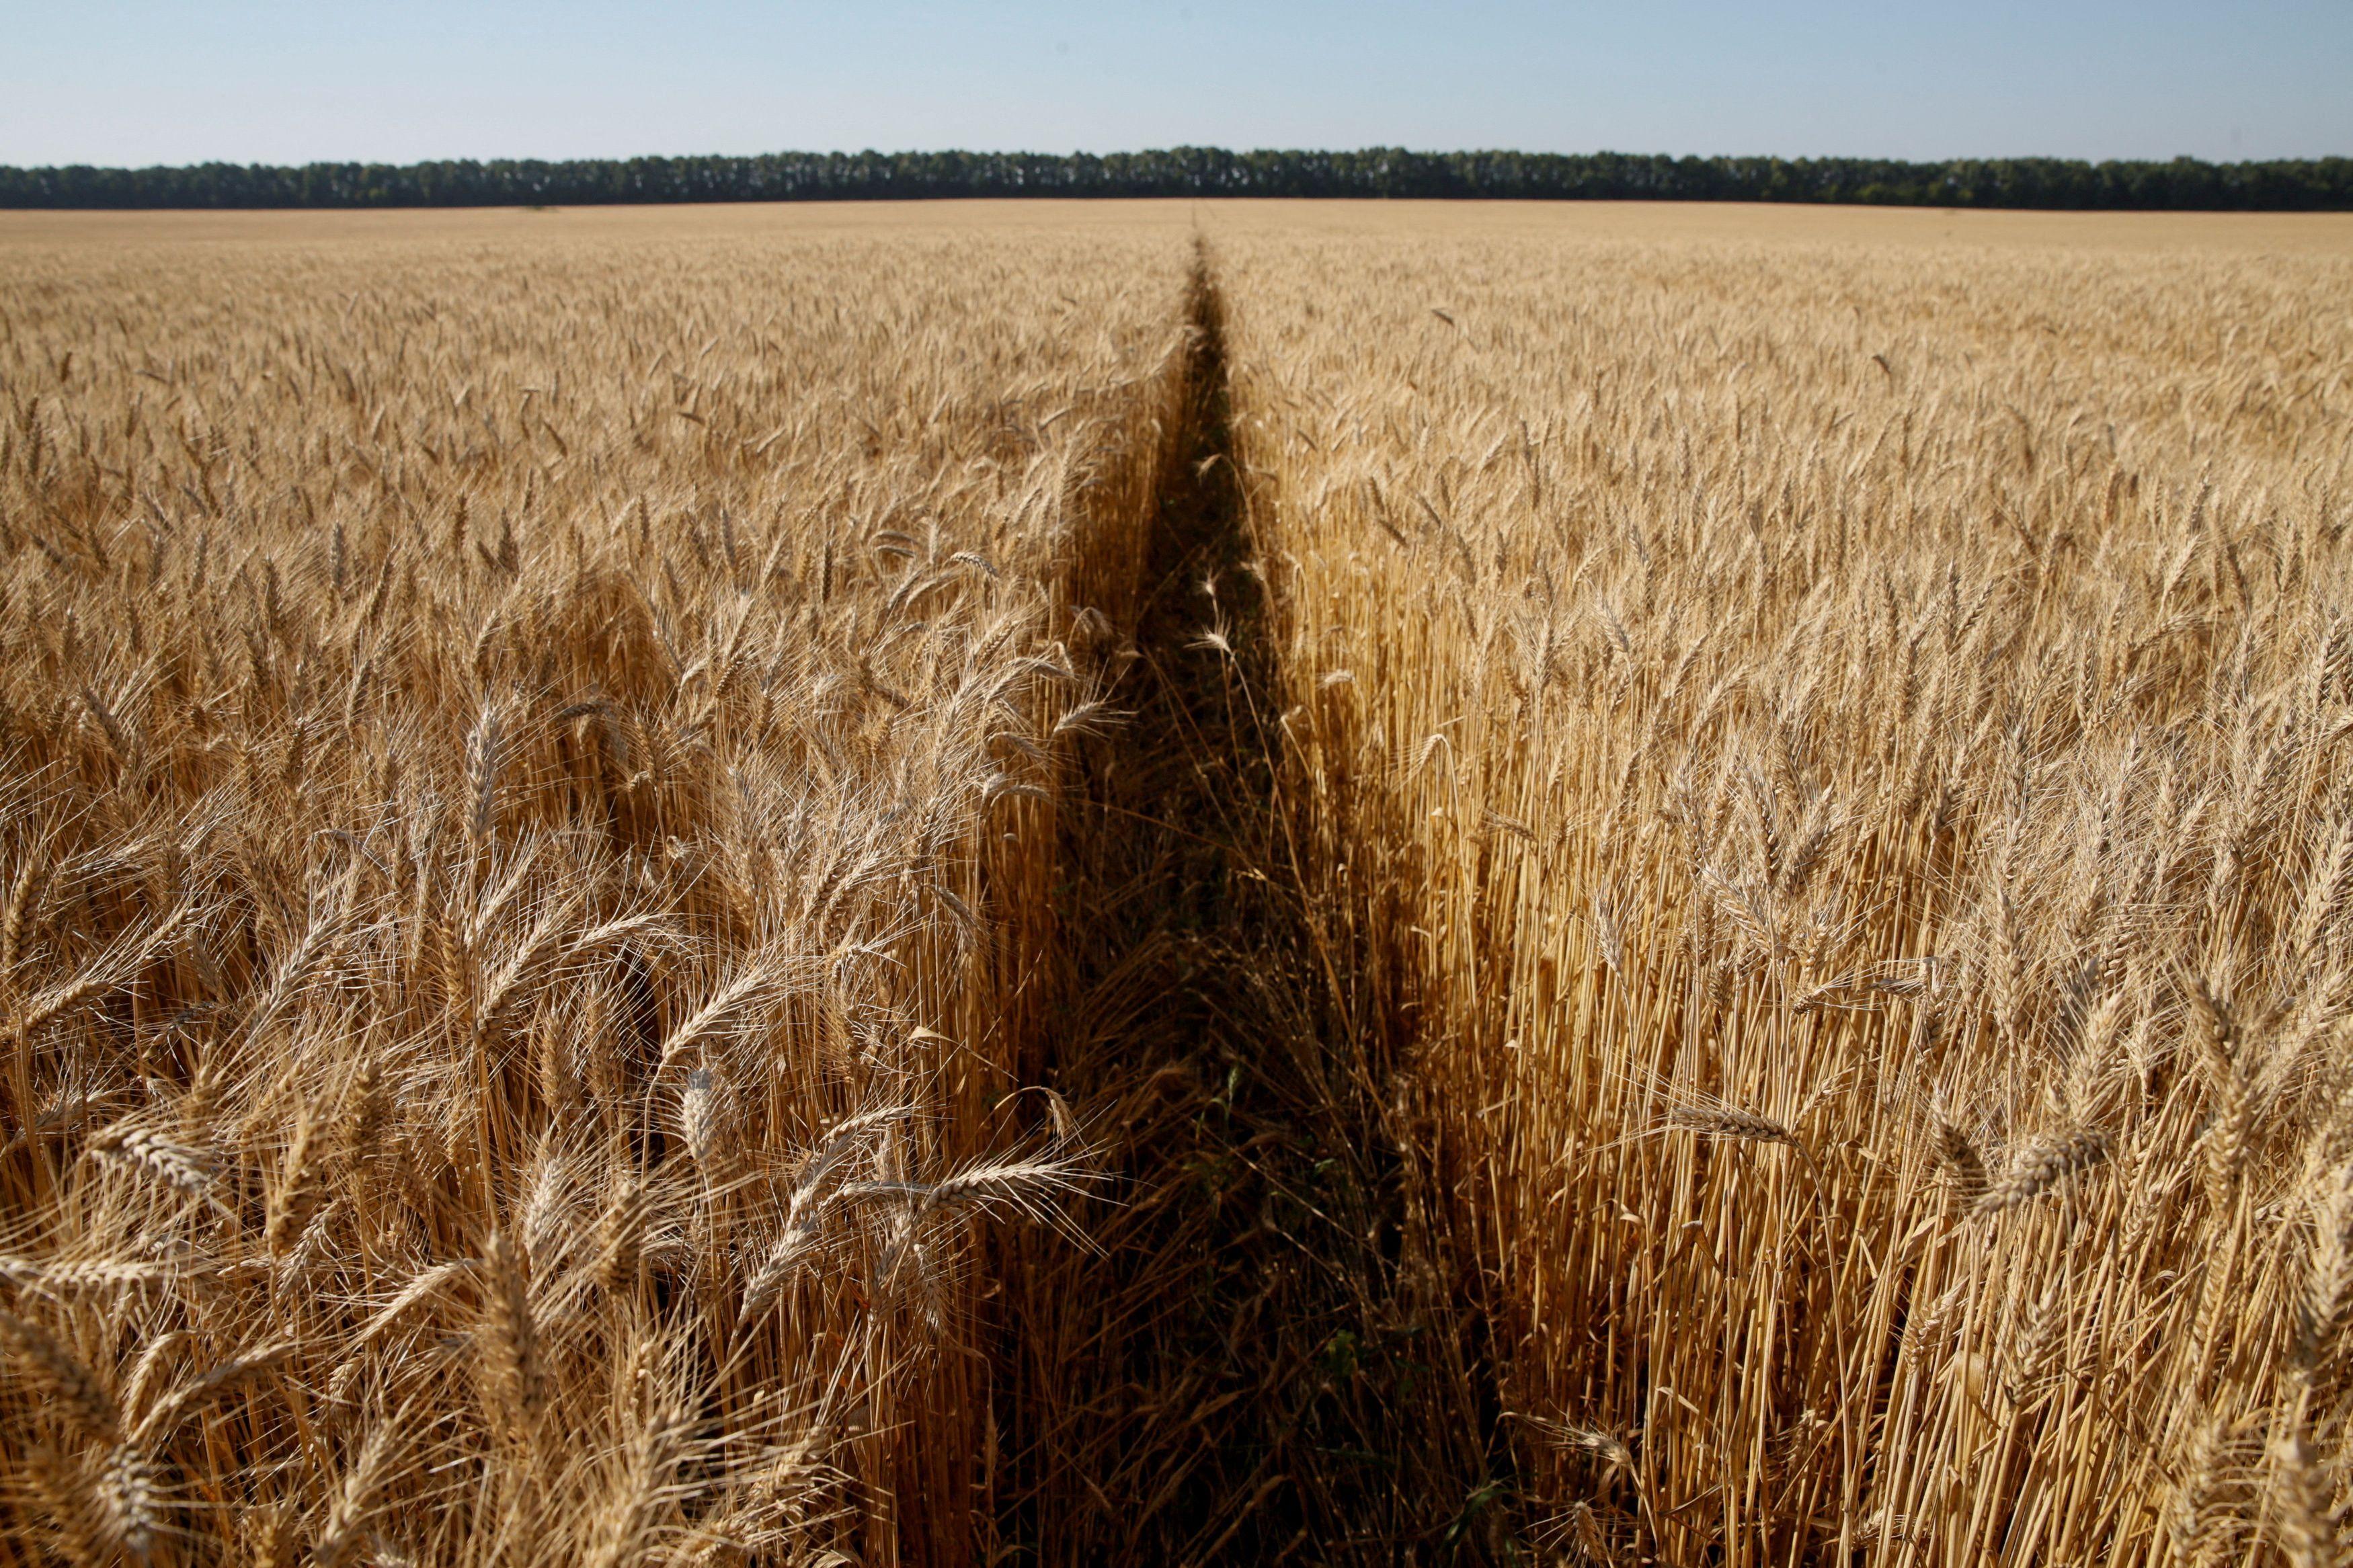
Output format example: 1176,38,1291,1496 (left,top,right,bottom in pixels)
3,200,2350,1566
